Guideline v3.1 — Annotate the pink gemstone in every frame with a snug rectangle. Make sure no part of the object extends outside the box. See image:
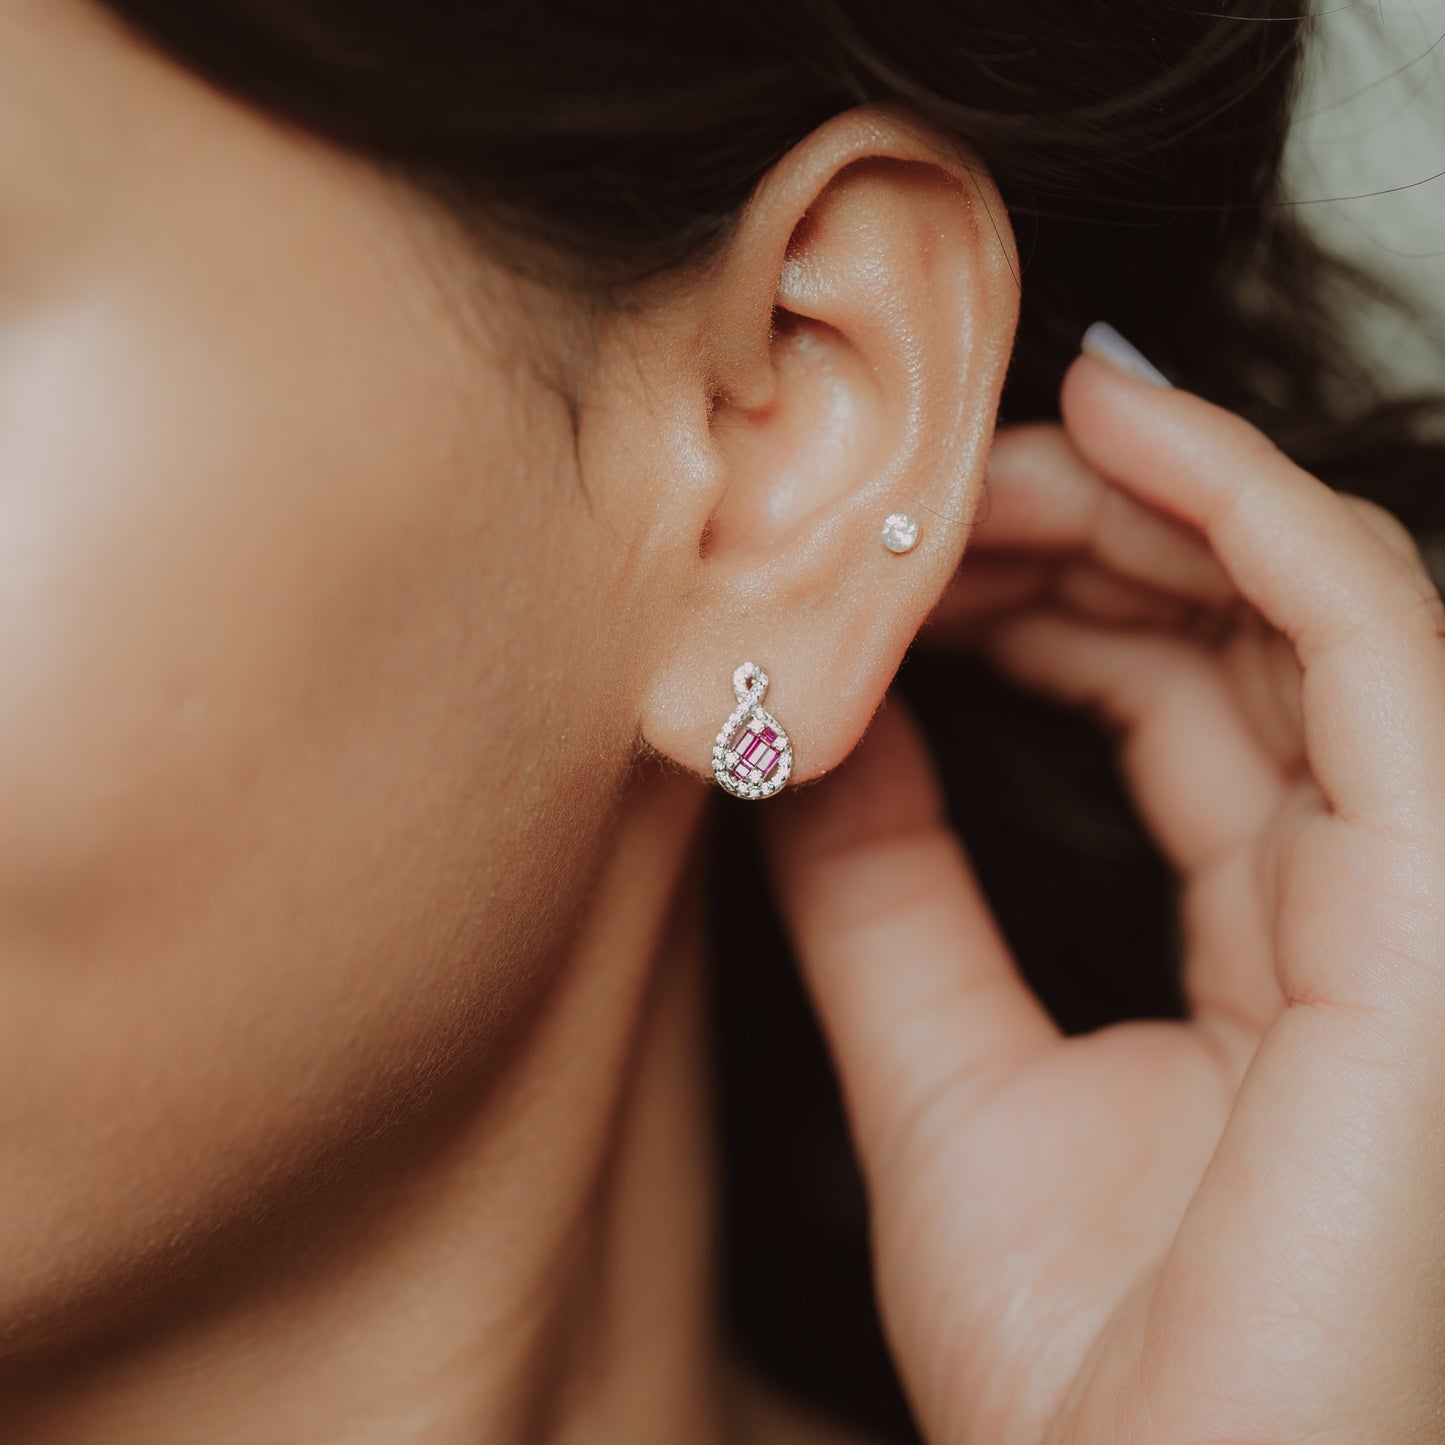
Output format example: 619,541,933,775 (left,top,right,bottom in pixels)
728,721,781,784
